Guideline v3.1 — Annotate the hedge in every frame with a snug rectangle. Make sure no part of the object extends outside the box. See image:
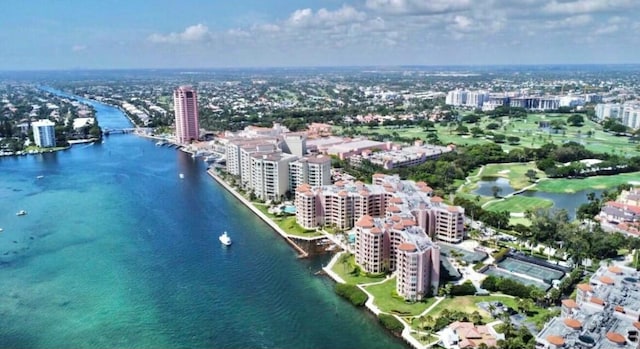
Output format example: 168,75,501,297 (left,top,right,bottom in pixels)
334,283,368,307
378,313,404,335
492,247,510,263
